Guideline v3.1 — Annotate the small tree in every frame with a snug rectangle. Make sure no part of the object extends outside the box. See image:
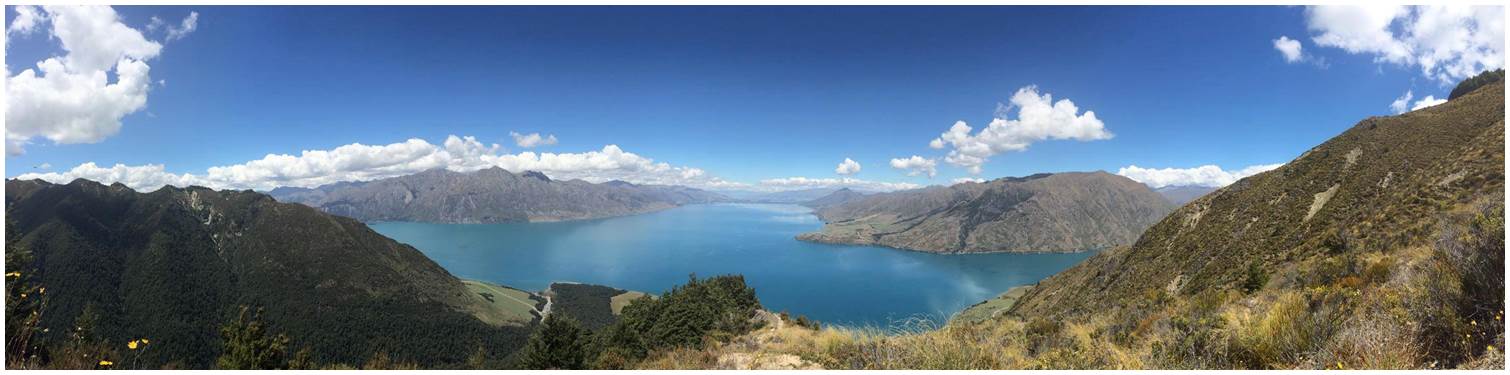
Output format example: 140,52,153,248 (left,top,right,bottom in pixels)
216,306,290,370
518,313,589,370
1242,263,1269,294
